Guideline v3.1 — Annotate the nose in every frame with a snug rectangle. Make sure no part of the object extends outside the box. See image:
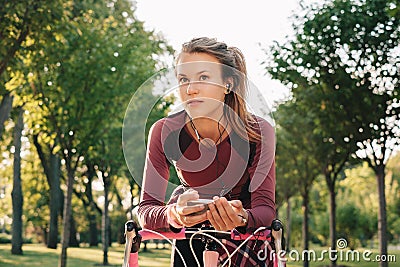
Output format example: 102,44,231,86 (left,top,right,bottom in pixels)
186,82,199,95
